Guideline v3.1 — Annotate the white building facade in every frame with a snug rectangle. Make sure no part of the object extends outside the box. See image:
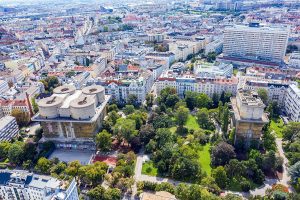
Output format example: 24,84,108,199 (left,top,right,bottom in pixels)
0,116,19,142
0,170,79,200
156,71,238,98
284,84,300,122
223,23,289,63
